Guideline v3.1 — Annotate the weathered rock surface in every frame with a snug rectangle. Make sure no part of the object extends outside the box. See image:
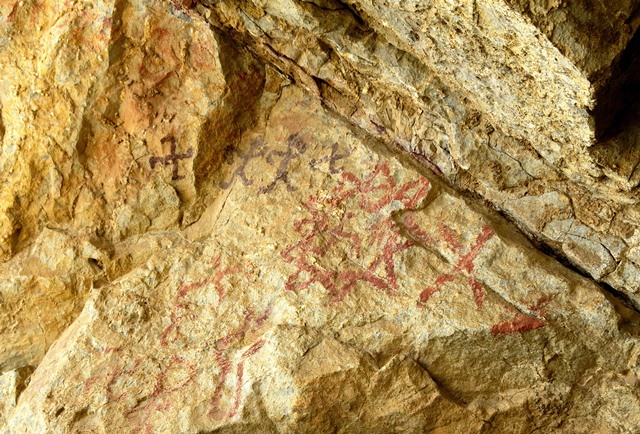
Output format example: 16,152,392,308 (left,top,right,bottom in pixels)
204,0,640,181
2,0,640,433
199,0,640,310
